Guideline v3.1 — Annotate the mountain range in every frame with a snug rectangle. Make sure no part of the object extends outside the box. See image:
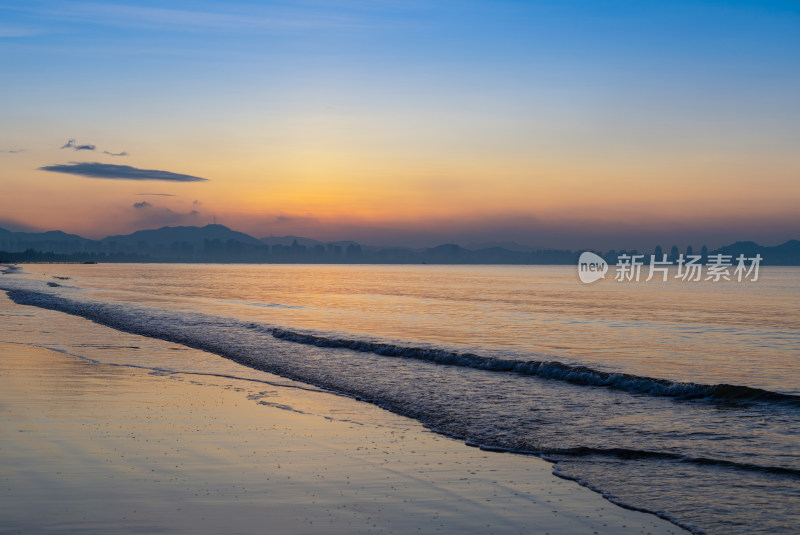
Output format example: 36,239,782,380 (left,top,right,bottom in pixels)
1,225,799,265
